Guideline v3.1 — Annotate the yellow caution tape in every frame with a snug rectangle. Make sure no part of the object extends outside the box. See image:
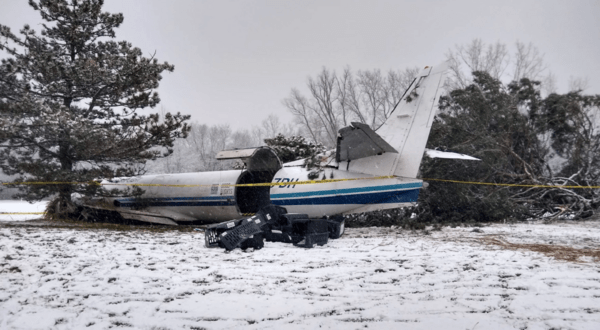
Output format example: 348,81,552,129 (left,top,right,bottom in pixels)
423,178,600,189
2,176,597,189
1,175,398,188
1,181,101,186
